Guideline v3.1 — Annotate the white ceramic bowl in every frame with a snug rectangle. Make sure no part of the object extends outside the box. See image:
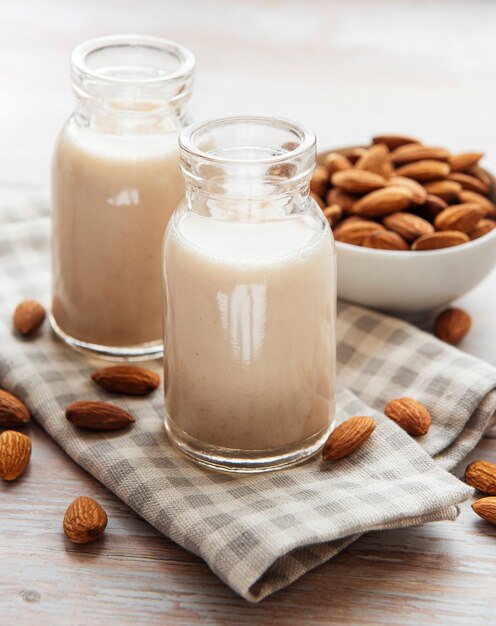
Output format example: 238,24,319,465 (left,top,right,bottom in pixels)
318,149,496,317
